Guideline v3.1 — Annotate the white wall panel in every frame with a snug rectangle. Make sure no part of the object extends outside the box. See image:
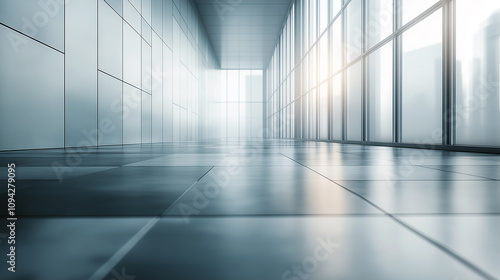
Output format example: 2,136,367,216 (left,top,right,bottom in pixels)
0,26,64,150
123,83,142,144
99,0,122,78
0,0,64,52
98,72,122,145
65,0,98,147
